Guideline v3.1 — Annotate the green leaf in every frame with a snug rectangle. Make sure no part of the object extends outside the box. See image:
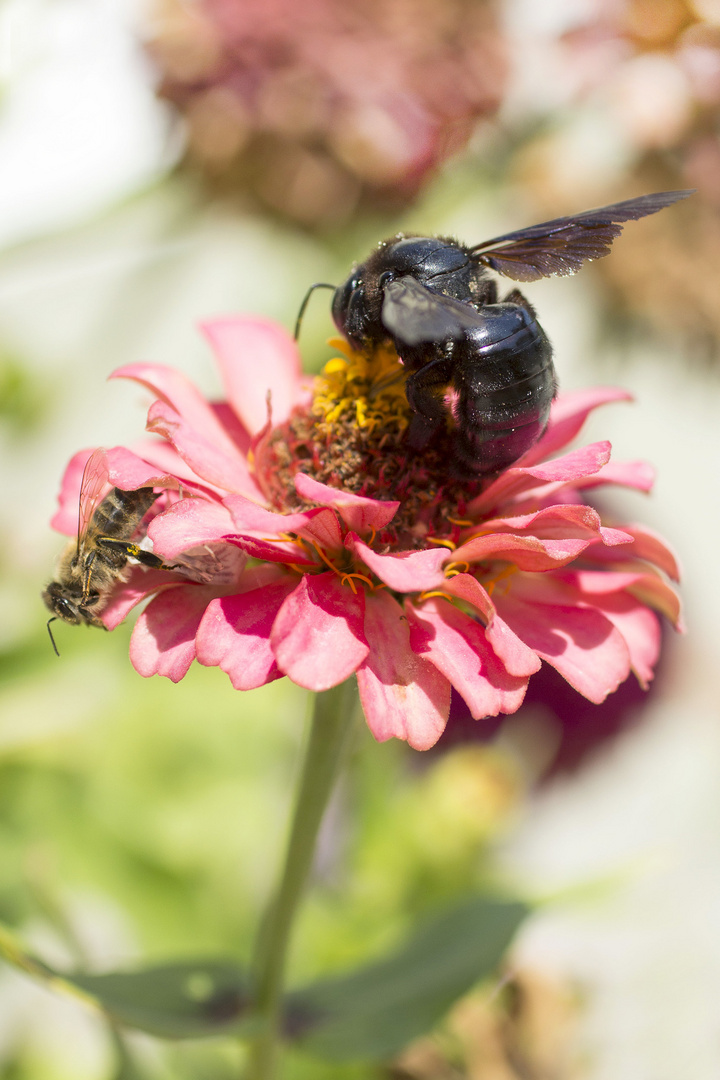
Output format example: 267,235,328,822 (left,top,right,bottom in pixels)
0,898,527,1054
290,896,528,1061
71,960,254,1039
0,926,255,1040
